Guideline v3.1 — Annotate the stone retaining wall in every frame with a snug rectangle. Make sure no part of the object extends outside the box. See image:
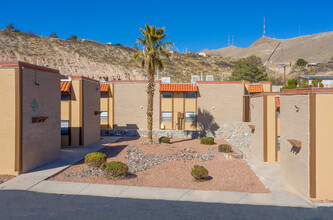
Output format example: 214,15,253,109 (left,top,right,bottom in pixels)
101,122,252,149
